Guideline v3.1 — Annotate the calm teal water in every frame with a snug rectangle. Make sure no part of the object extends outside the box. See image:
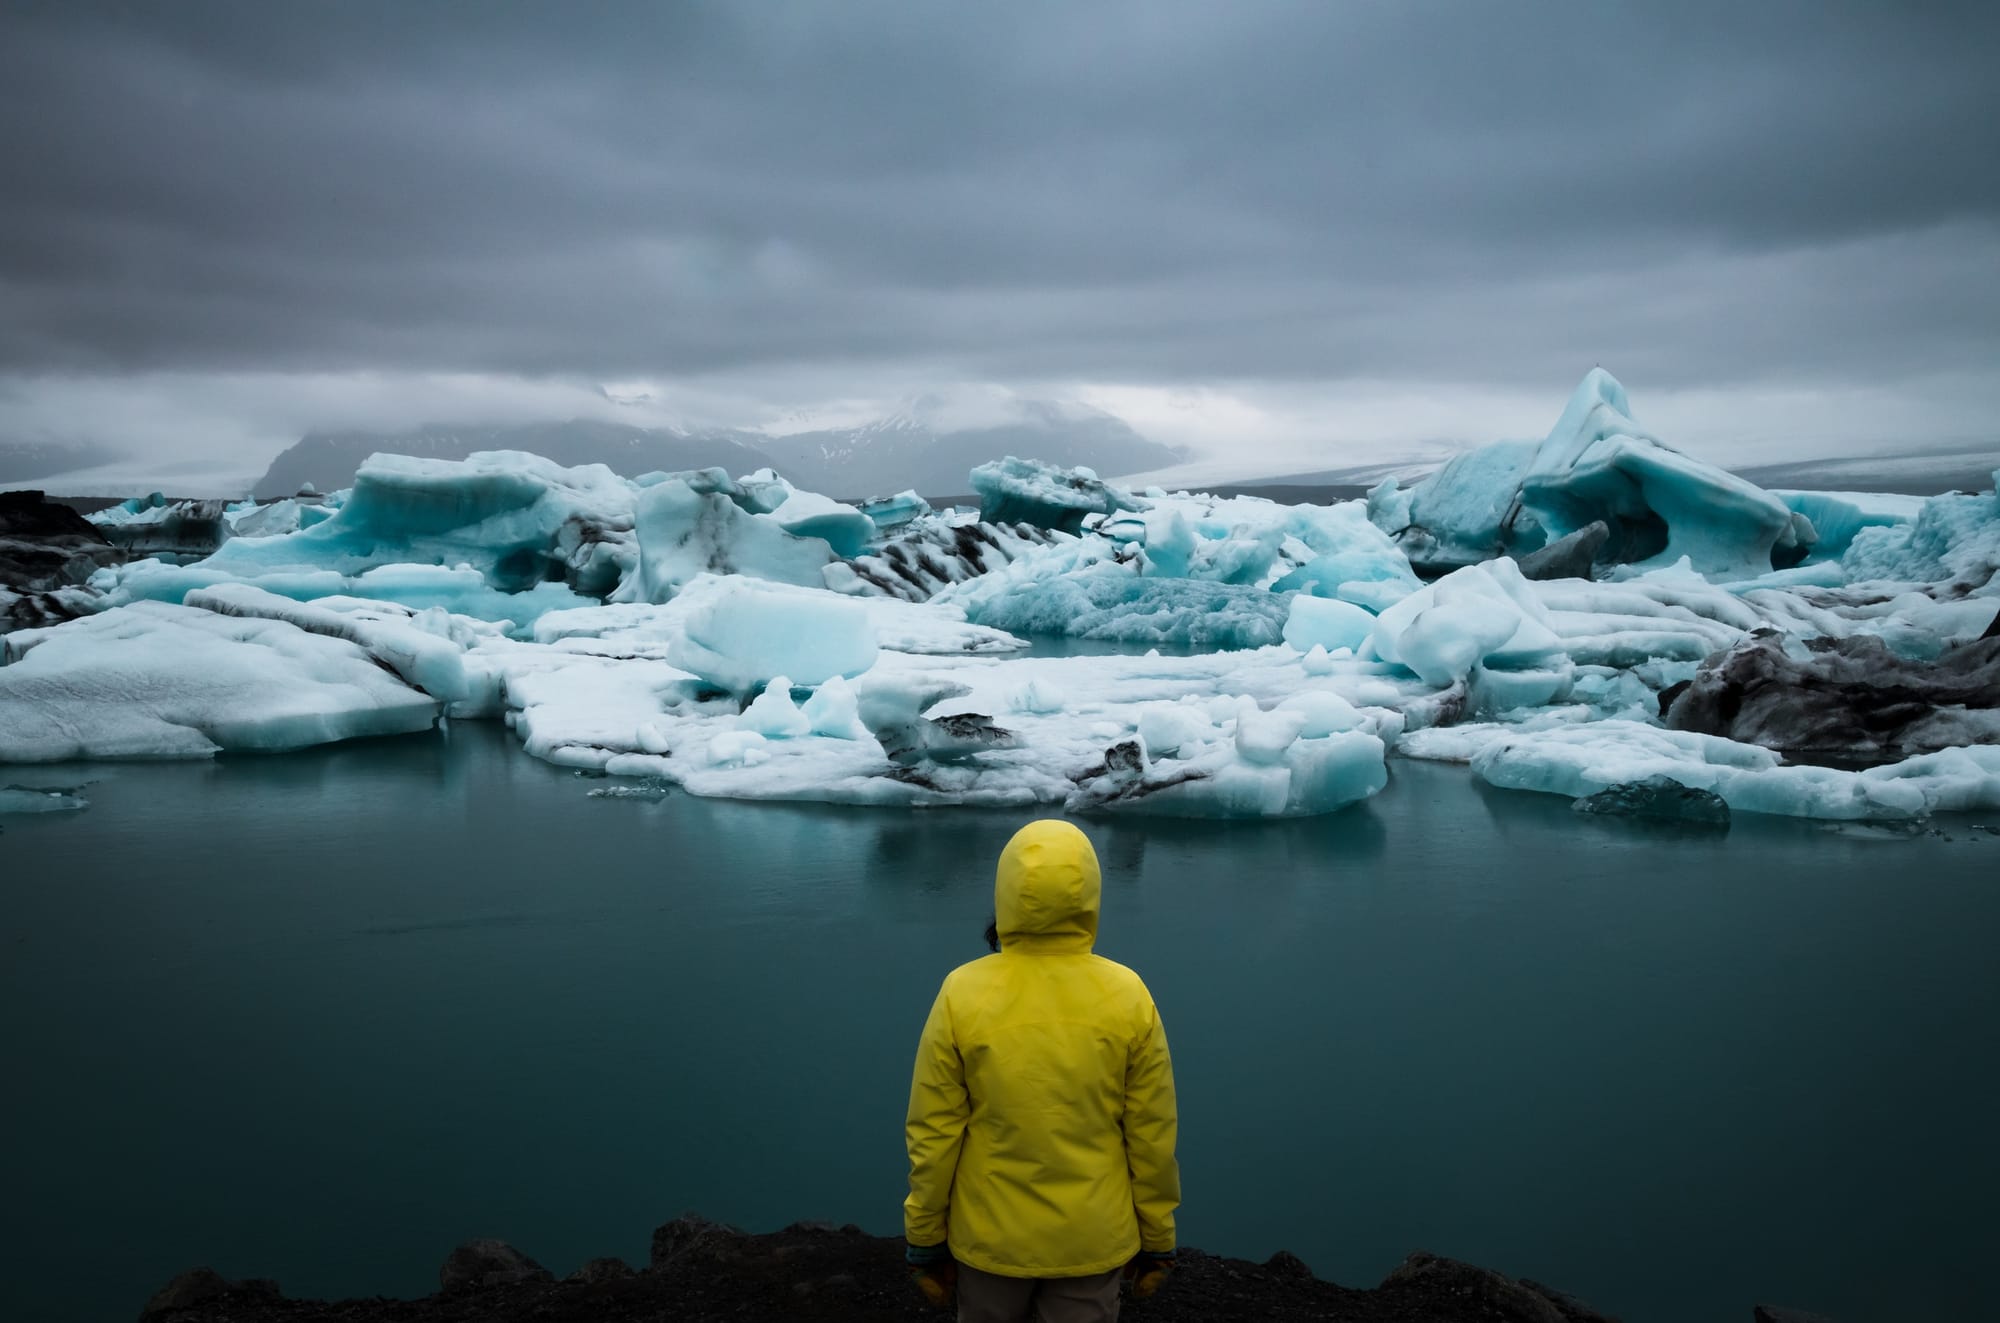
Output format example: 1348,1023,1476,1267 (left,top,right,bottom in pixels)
3,723,1996,1323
